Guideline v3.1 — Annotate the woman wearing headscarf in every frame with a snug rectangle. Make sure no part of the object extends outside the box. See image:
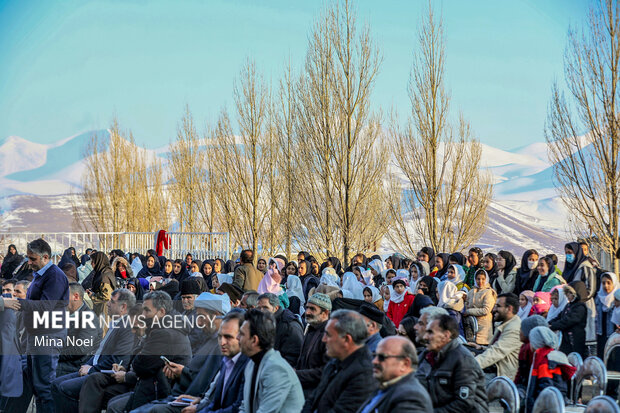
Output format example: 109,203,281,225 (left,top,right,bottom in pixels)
514,249,540,294
595,272,619,359
1,244,22,279
437,280,465,327
549,281,589,358
493,250,517,294
464,269,497,345
444,264,468,292
126,277,145,300
319,268,340,288
417,247,435,266
68,247,81,268
417,276,439,305
431,253,450,279
341,272,364,300
58,248,79,283
189,260,203,277
385,254,404,271
547,285,568,323
111,256,133,283
518,291,534,320
525,326,576,413
530,292,551,317
464,247,484,287
137,255,163,278
298,260,319,302
163,259,174,278
213,258,225,275
387,278,414,326
171,259,189,284
285,275,305,316
363,286,384,311
89,252,117,316
257,257,267,274
368,259,385,286
481,253,499,288
448,252,466,266
408,261,429,294
532,256,565,292
563,241,597,342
